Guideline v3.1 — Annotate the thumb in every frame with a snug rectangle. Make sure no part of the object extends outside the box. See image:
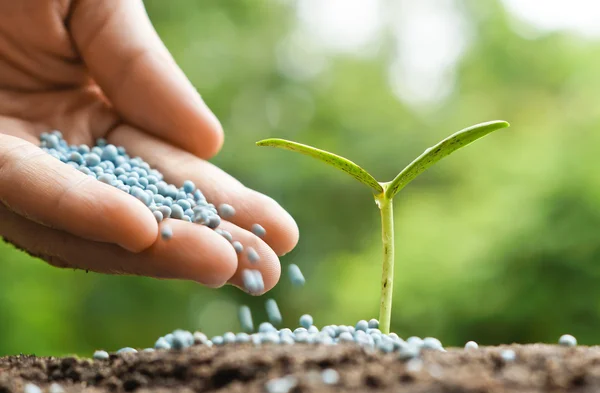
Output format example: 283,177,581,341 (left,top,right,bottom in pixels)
68,0,223,159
